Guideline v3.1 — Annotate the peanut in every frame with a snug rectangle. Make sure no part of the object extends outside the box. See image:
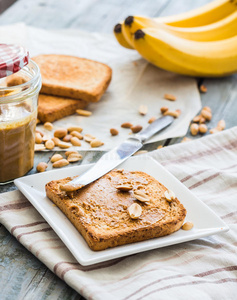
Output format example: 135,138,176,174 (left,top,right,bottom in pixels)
128,203,142,219
42,134,51,142
67,153,83,163
148,116,156,124
199,124,208,134
200,85,207,93
131,125,143,133
54,128,67,139
201,109,212,121
157,145,163,149
84,134,96,143
164,93,176,101
116,184,133,192
181,137,192,143
51,154,63,163
71,131,83,140
190,123,199,136
164,190,175,202
52,159,69,168
121,122,133,128
65,150,79,157
192,115,201,123
133,190,149,203
35,129,44,137
52,137,60,146
62,134,72,142
182,221,194,231
67,126,83,133
199,117,206,124
36,162,48,172
110,128,119,136
34,144,46,151
43,122,53,131
160,106,169,114
163,110,180,118
90,139,104,148
76,109,92,116
133,150,148,156
139,105,148,116
70,137,81,146
45,139,55,150
35,132,42,144
203,106,211,113
57,141,71,149
217,120,225,131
